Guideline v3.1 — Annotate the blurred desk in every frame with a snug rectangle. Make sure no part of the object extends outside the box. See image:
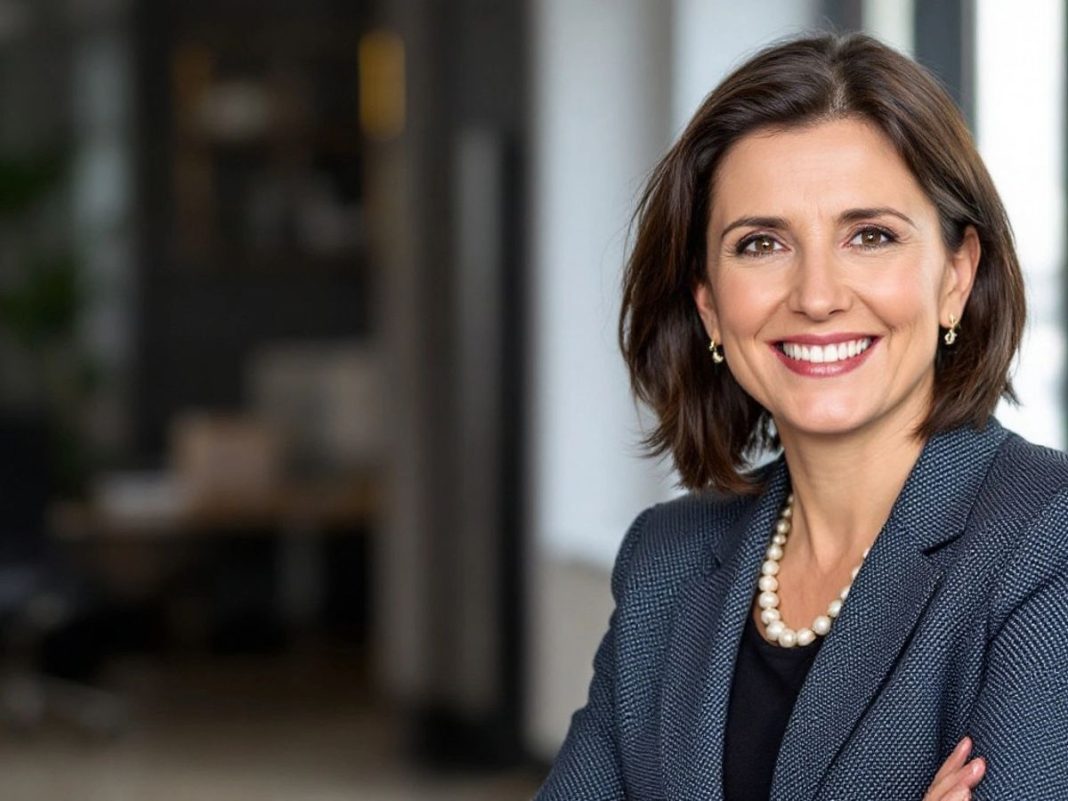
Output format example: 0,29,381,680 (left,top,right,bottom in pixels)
49,472,380,645
51,472,380,540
